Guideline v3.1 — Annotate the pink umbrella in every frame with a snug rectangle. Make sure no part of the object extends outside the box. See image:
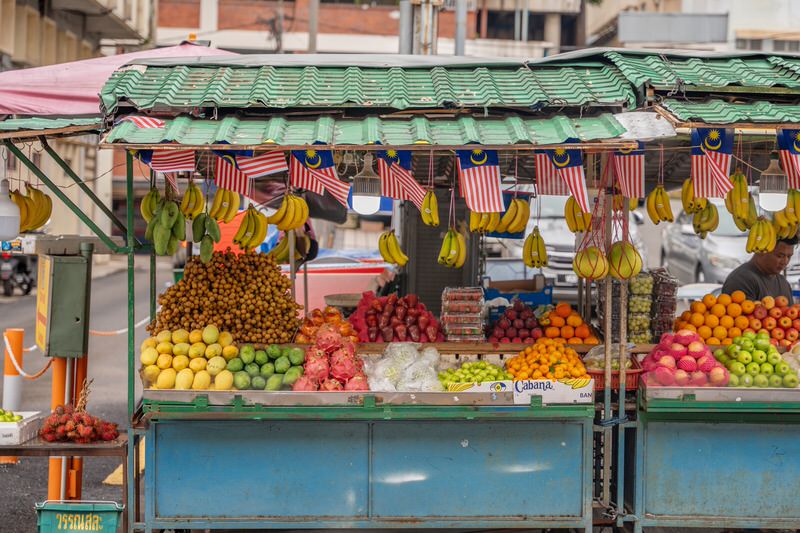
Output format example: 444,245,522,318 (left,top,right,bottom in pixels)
0,41,236,116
